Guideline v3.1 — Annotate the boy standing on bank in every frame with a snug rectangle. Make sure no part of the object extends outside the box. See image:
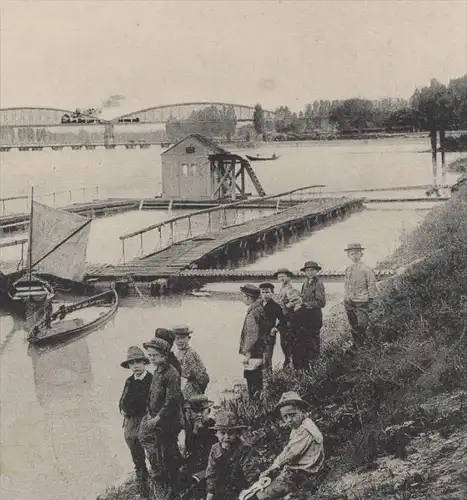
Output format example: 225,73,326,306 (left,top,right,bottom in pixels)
239,284,269,400
173,325,210,399
300,261,326,360
119,346,153,492
274,268,297,368
259,282,286,383
344,243,378,347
